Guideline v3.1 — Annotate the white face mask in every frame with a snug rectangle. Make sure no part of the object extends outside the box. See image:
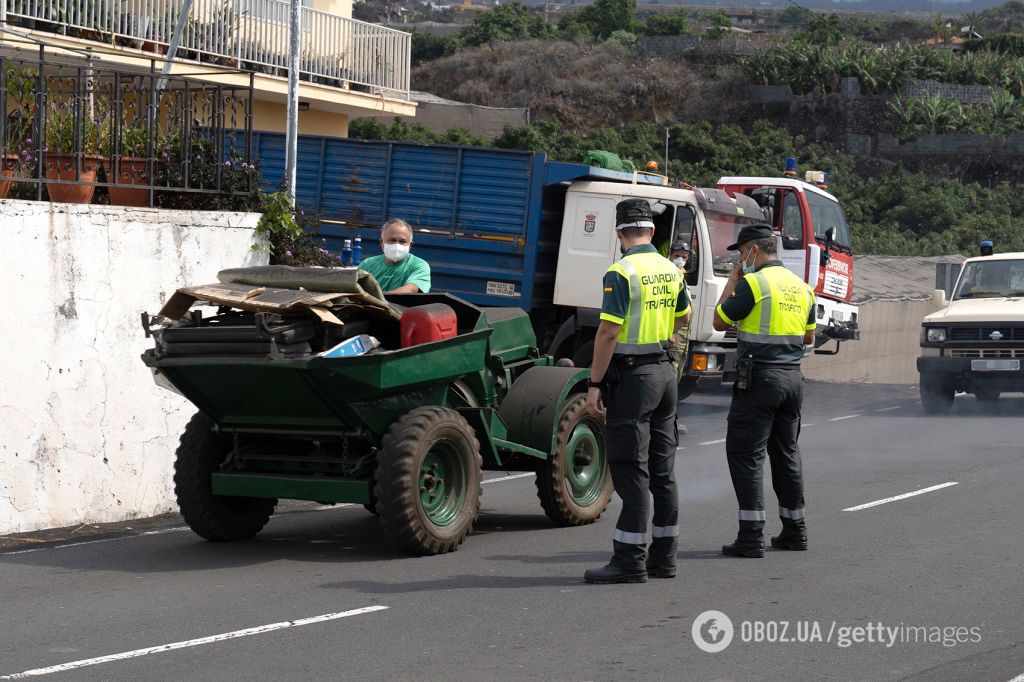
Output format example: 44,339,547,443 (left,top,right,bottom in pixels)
383,243,410,262
672,257,687,270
